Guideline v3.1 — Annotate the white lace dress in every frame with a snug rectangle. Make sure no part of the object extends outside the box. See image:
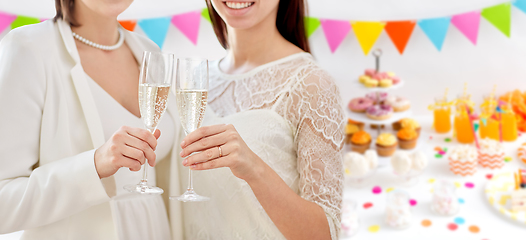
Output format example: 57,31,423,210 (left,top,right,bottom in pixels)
180,52,345,240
